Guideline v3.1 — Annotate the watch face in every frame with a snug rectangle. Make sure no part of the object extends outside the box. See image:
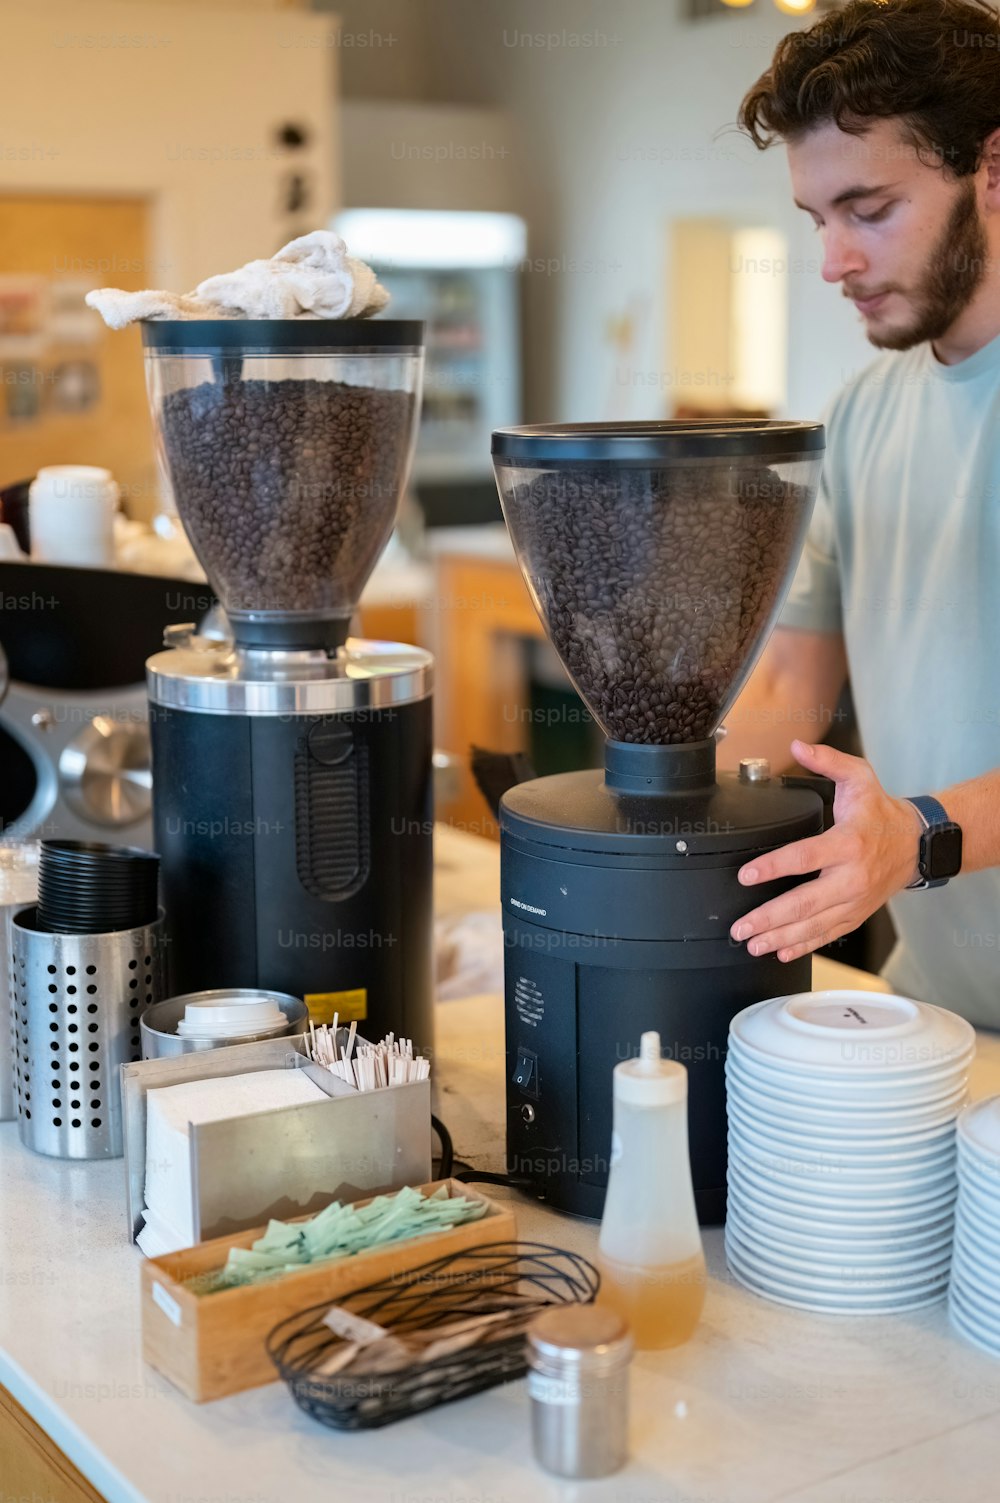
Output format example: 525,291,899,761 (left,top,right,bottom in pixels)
926,823,963,881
